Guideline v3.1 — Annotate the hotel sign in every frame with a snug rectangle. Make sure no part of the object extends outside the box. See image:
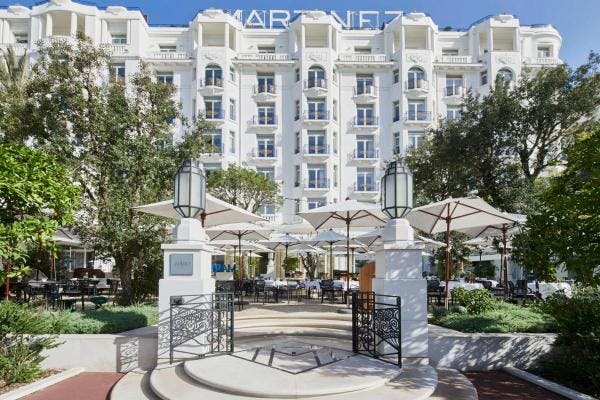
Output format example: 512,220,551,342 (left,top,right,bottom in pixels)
227,10,403,30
